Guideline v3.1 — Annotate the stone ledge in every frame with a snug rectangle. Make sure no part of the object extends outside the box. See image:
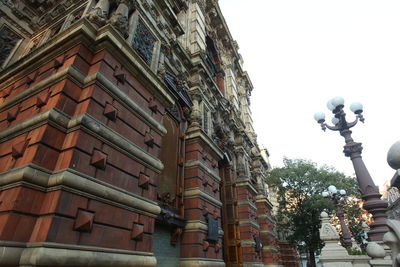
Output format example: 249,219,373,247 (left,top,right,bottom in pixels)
184,160,221,182
0,64,167,137
241,262,264,267
0,107,164,173
0,165,161,217
0,242,156,267
183,187,222,207
185,128,224,160
179,258,225,267
184,220,224,236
